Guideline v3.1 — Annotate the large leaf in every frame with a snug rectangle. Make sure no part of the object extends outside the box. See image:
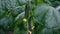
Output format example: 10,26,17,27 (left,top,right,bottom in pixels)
34,3,60,28
34,4,49,25
45,6,60,28
0,16,13,30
